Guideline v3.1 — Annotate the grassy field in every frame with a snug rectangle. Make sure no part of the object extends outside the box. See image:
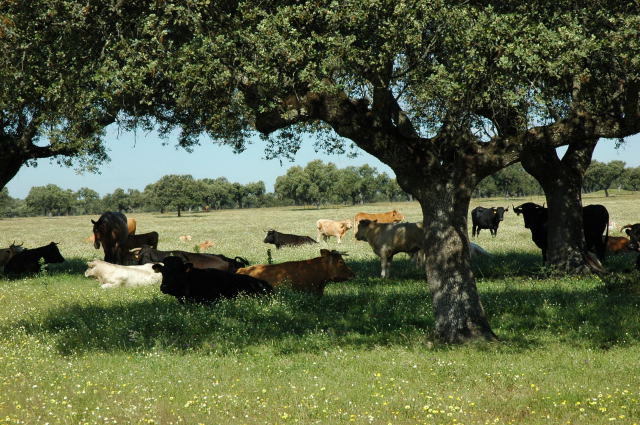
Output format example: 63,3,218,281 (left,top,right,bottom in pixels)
1,193,640,425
